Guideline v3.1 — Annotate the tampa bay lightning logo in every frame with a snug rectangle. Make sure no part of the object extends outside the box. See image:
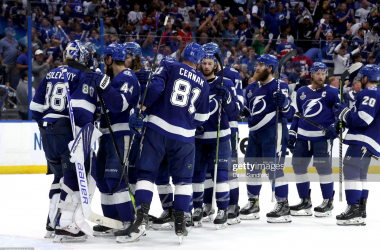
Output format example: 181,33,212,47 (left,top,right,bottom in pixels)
209,94,219,115
278,14,284,20
249,95,266,116
302,98,323,117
